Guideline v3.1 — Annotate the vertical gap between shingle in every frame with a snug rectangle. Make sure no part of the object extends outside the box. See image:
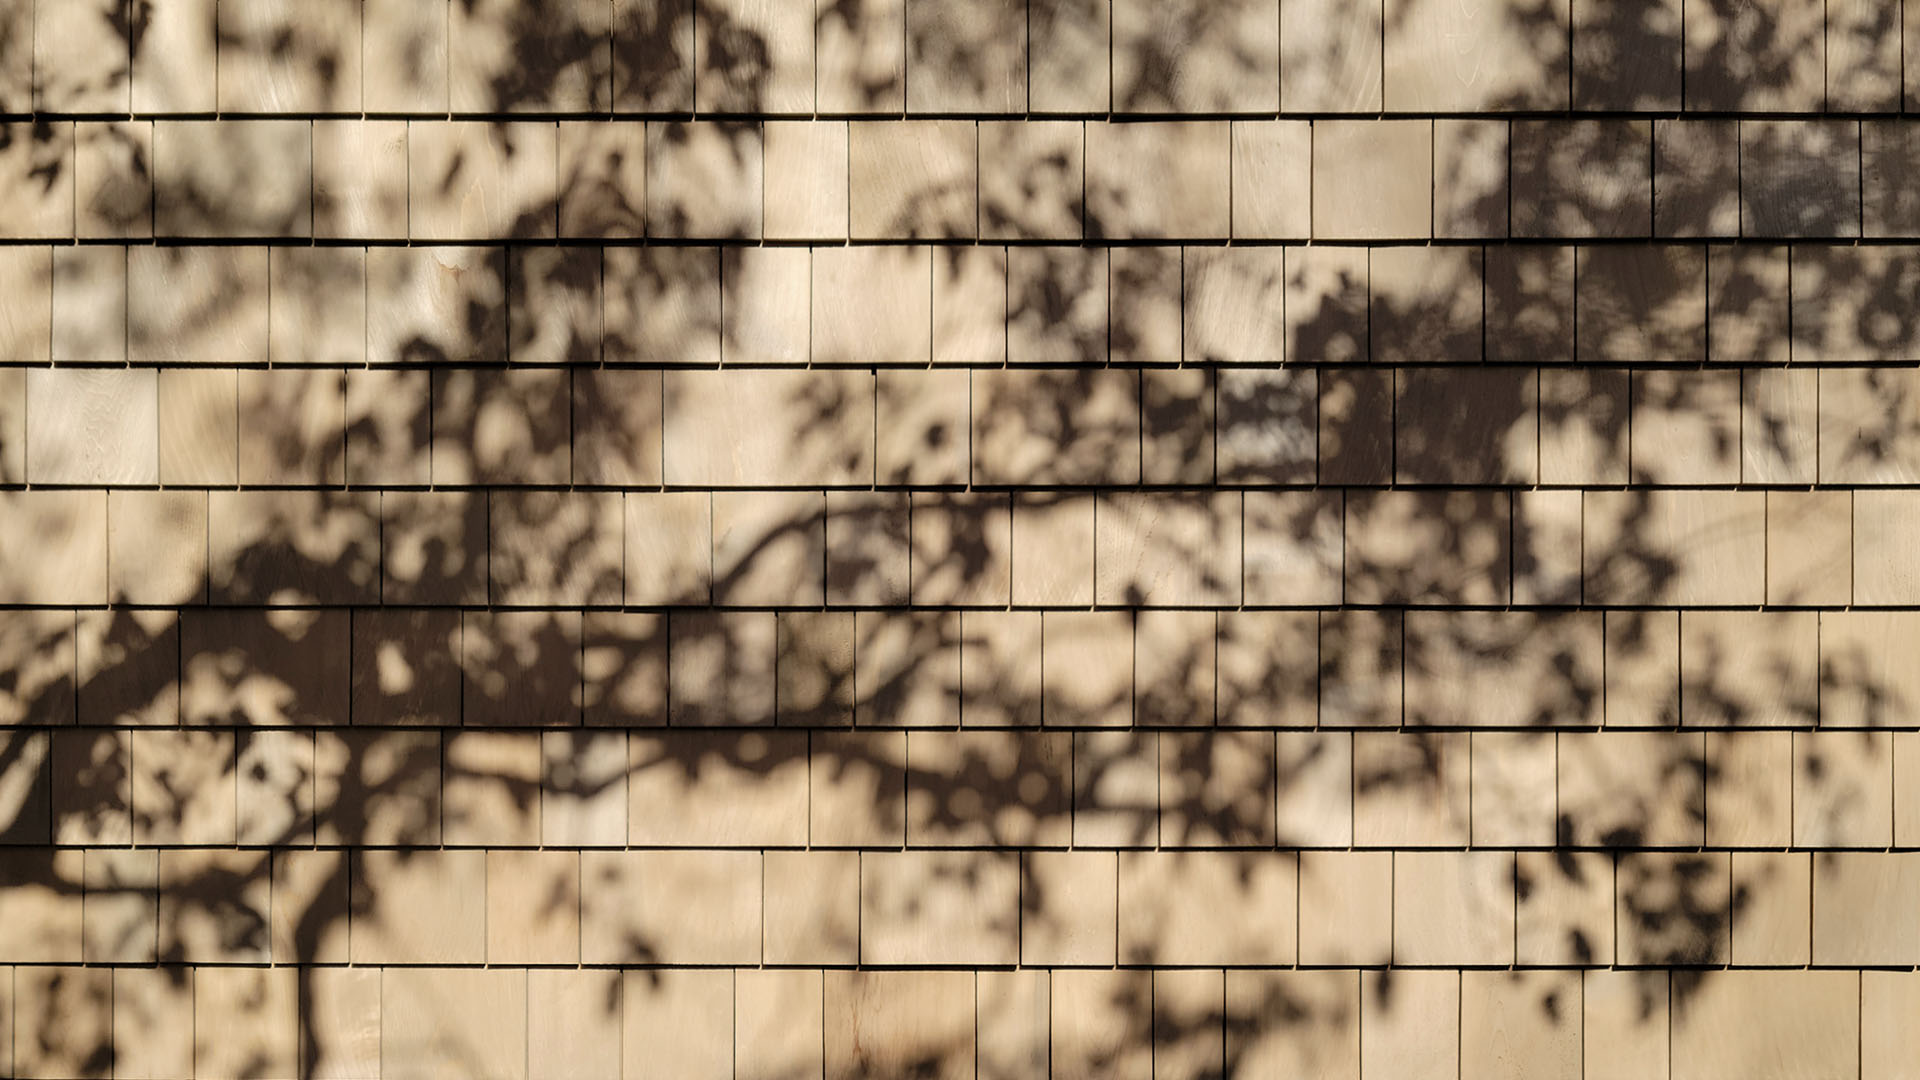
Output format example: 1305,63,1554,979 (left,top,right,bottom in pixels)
1679,0,1689,107
1855,118,1865,237
1823,0,1832,112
